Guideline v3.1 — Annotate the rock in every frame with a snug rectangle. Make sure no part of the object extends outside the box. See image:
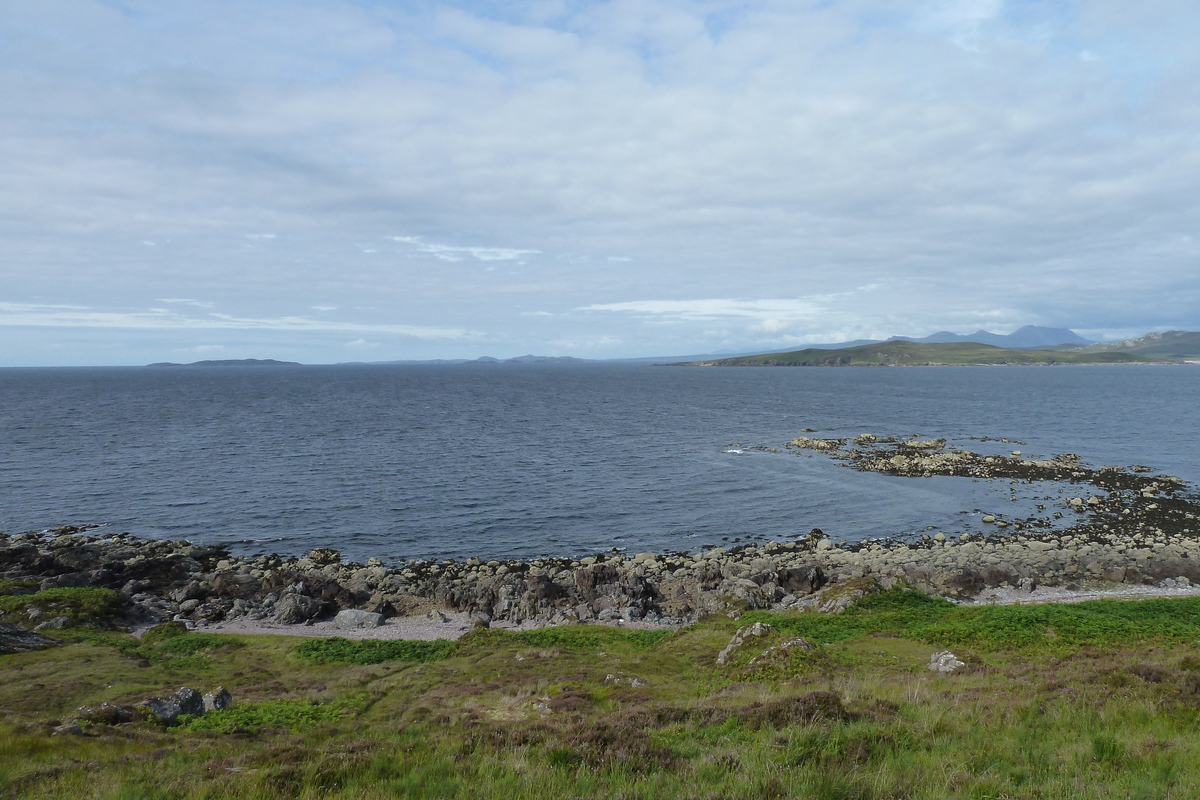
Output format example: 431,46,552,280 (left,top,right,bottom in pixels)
928,650,965,673
334,609,384,629
71,702,133,726
749,637,816,665
203,686,233,713
52,723,84,736
716,622,773,665
272,593,325,624
0,623,60,655
307,548,341,567
813,577,879,614
136,687,205,726
777,565,826,595
33,615,72,632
